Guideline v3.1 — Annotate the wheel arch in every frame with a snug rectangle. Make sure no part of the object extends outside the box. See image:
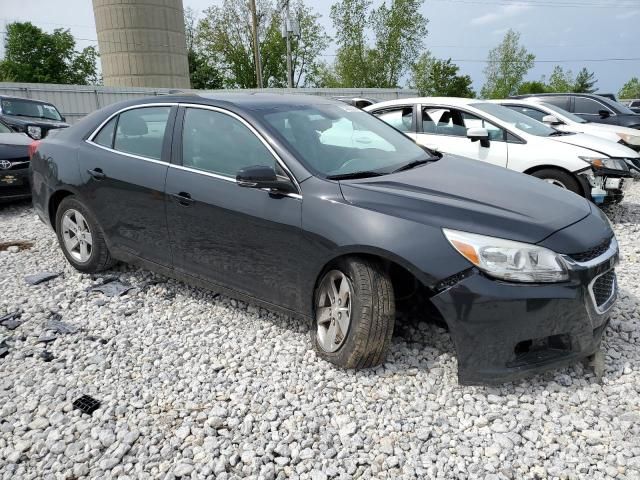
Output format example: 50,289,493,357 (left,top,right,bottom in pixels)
523,164,587,197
